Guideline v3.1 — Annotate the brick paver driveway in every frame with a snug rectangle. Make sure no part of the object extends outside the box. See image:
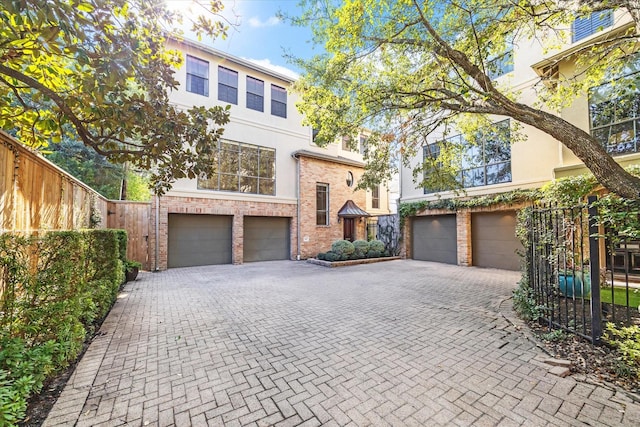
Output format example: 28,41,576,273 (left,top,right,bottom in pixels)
45,260,640,426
